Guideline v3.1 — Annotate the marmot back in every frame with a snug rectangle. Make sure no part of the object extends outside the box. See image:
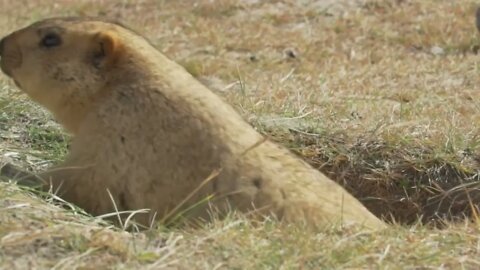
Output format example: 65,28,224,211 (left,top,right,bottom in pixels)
0,17,386,230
